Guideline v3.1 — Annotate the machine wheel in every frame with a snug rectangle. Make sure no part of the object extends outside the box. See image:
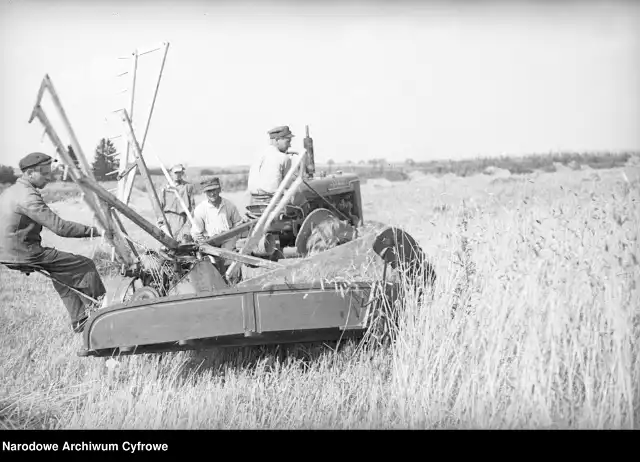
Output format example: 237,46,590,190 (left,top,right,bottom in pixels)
372,226,437,288
109,276,160,305
295,208,356,257
130,286,160,302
